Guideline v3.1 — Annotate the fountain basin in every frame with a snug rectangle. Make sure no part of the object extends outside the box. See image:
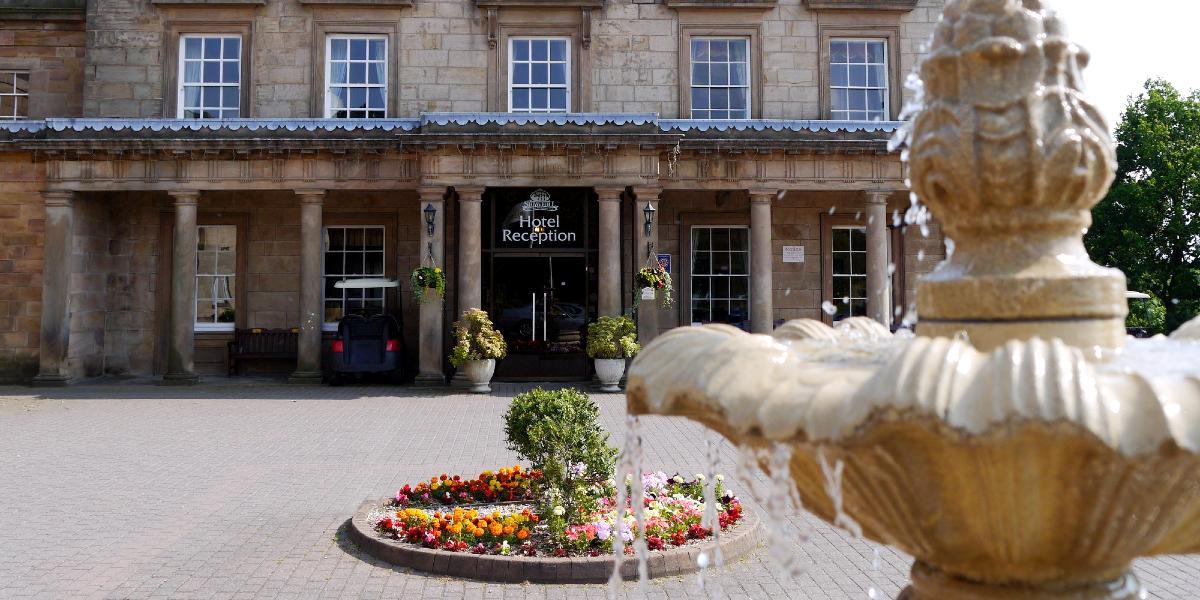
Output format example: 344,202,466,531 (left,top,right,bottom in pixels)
626,319,1200,598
